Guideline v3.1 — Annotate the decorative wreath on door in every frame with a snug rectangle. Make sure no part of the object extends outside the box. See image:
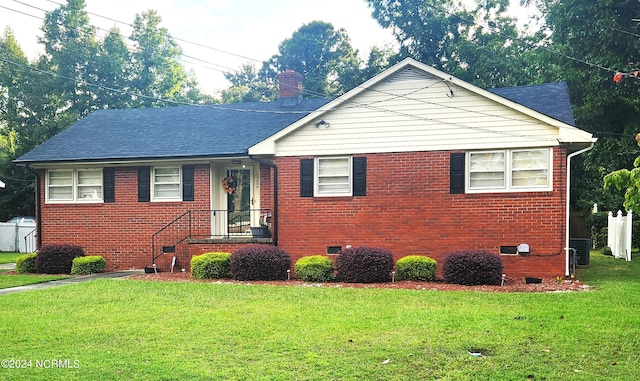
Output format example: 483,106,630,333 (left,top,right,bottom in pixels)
221,176,237,194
